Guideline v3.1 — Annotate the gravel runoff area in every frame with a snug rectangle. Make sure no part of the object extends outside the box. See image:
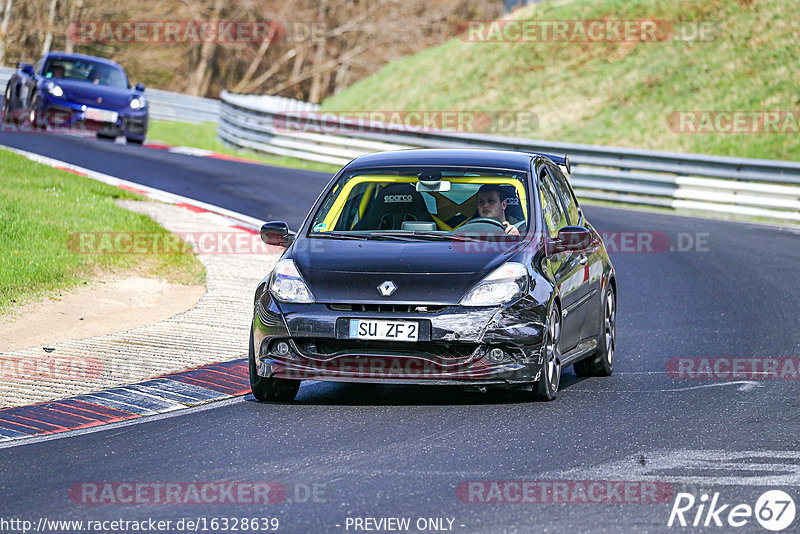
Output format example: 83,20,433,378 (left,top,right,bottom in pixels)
0,200,281,408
